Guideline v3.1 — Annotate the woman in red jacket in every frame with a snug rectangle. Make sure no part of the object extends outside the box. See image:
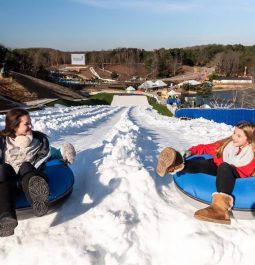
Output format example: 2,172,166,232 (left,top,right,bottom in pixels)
156,121,255,224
